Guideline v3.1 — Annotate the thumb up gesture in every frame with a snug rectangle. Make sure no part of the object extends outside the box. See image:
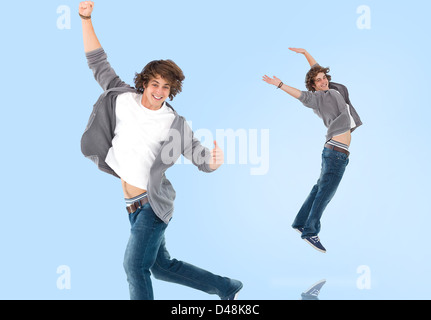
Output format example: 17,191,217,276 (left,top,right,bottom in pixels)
209,141,224,171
